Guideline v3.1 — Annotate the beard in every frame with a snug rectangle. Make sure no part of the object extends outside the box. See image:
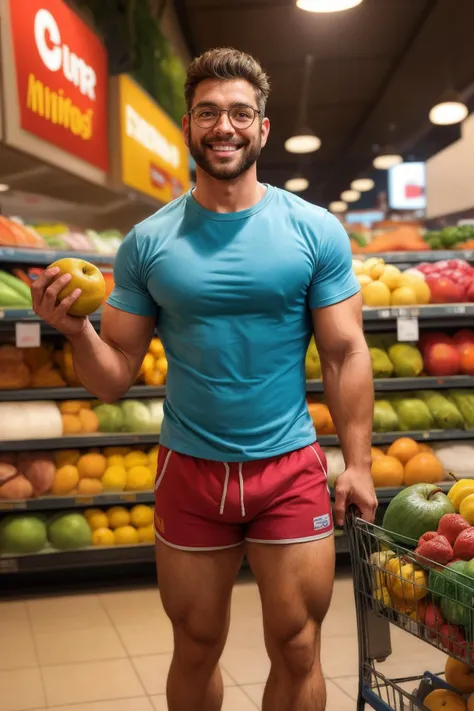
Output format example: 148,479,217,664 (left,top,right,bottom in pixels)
188,126,262,181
